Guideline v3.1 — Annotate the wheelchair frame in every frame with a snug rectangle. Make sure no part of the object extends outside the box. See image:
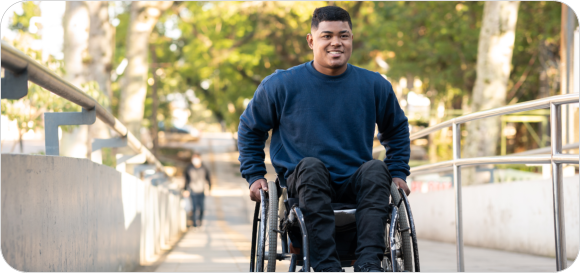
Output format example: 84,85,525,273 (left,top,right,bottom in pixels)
249,179,420,272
